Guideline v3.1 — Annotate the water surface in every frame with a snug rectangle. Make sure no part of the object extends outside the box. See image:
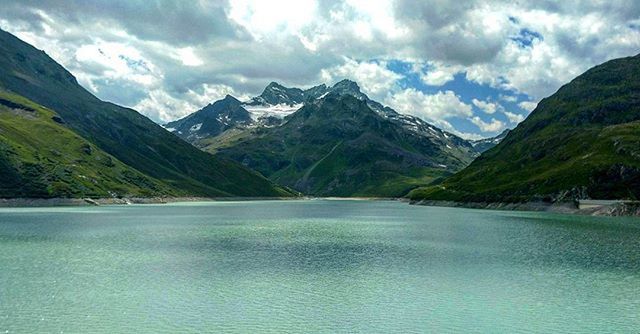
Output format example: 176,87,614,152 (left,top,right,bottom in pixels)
0,200,639,333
